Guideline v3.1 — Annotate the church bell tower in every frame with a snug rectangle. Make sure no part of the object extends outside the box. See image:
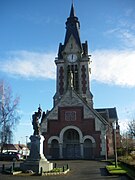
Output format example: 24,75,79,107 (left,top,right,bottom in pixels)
54,3,93,107
41,2,120,160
